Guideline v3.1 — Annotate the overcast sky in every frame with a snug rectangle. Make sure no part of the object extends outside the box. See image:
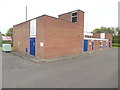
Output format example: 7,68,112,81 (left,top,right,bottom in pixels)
0,0,119,34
